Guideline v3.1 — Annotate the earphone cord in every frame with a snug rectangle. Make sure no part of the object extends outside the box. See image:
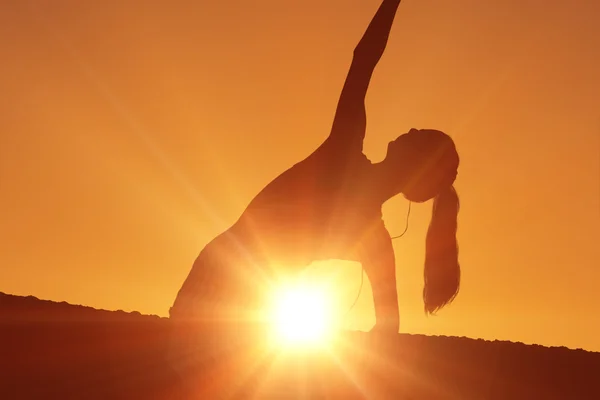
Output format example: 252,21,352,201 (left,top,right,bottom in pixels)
390,201,412,240
345,201,412,316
